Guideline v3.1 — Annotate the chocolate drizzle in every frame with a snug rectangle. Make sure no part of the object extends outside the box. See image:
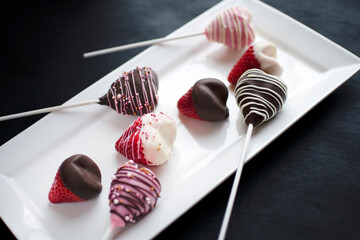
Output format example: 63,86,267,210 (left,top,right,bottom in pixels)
235,68,287,127
59,154,102,200
192,78,229,122
99,67,159,116
108,160,161,228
